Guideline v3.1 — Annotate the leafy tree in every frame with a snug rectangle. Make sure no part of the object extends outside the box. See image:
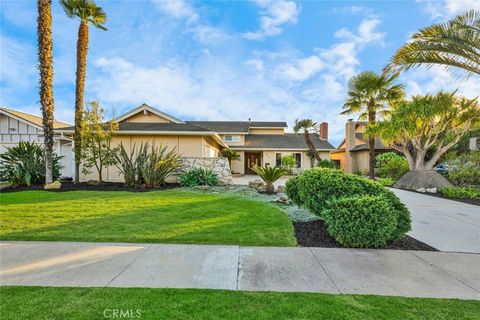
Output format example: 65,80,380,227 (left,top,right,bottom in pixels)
37,0,55,184
293,119,322,163
281,155,296,174
341,71,405,179
221,148,240,168
80,101,118,183
368,92,480,189
60,0,107,182
375,152,409,180
385,10,480,76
